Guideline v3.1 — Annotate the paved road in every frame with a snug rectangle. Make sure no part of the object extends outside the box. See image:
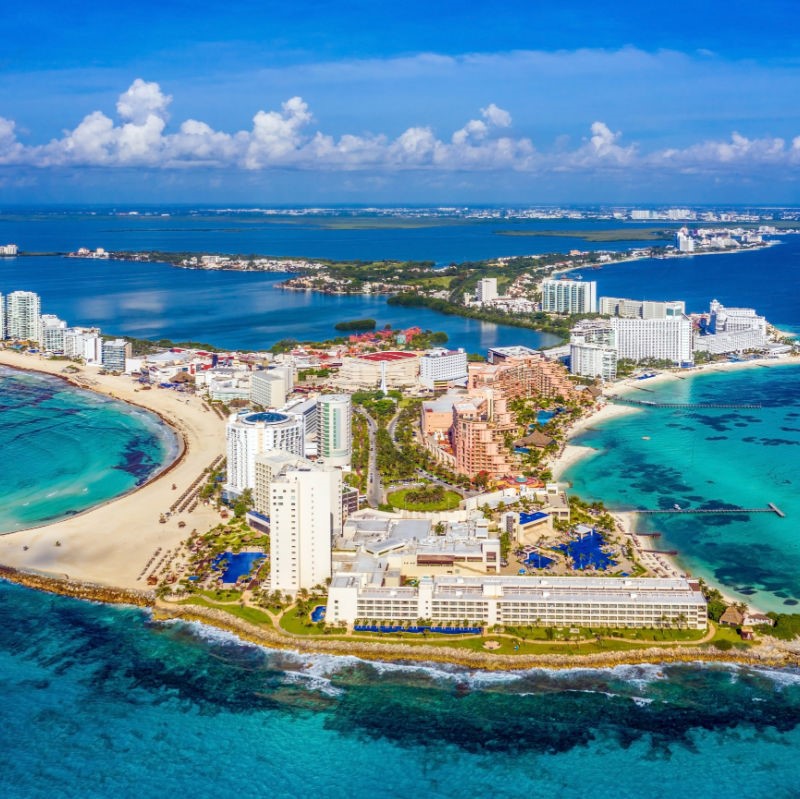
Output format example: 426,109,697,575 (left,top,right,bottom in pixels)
357,407,383,507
